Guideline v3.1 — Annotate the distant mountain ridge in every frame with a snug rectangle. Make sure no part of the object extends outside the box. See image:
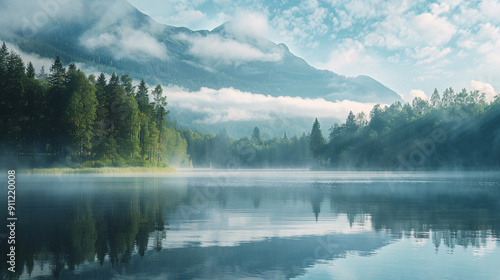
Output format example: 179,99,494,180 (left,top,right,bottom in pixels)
0,0,401,104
